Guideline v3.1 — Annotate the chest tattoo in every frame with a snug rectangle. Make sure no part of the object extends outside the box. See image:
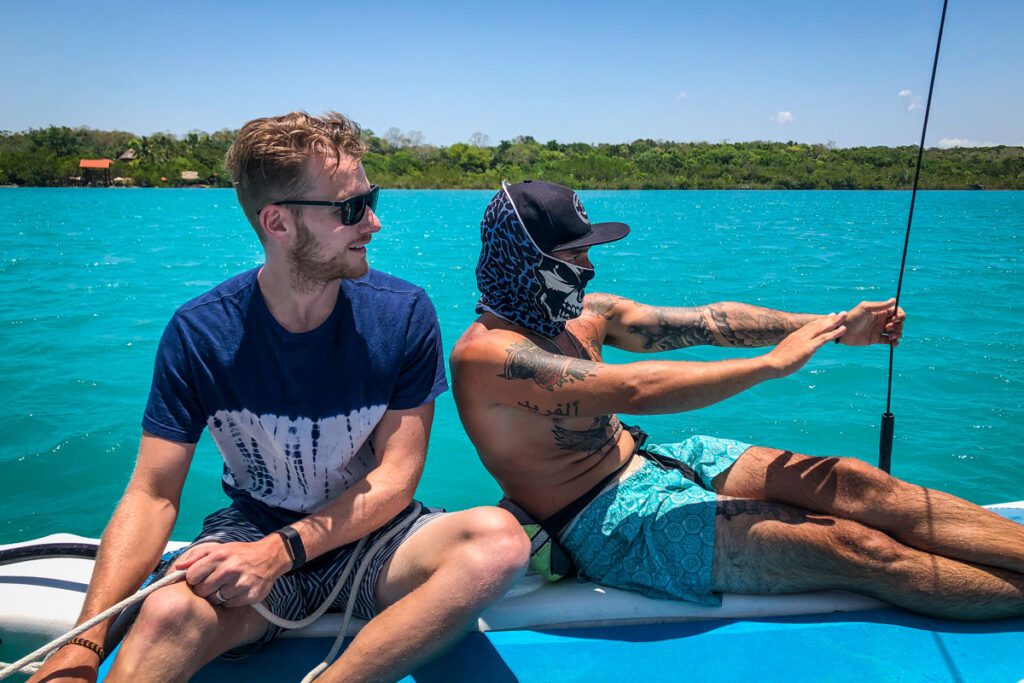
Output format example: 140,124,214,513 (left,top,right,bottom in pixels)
552,414,622,454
